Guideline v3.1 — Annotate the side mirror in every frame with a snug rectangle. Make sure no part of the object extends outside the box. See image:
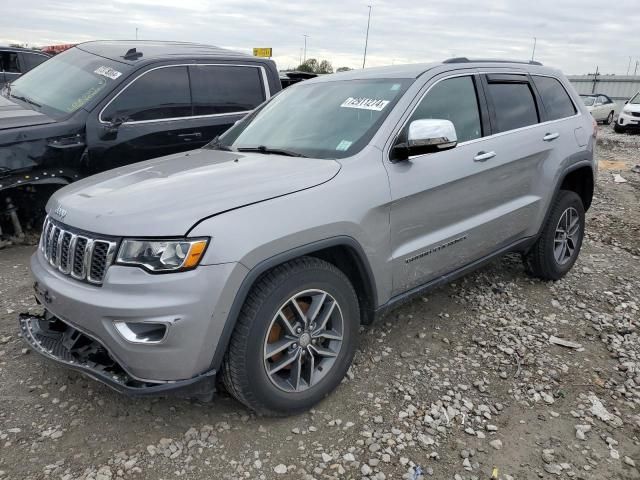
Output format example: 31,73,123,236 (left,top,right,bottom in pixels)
99,117,125,140
392,119,457,162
